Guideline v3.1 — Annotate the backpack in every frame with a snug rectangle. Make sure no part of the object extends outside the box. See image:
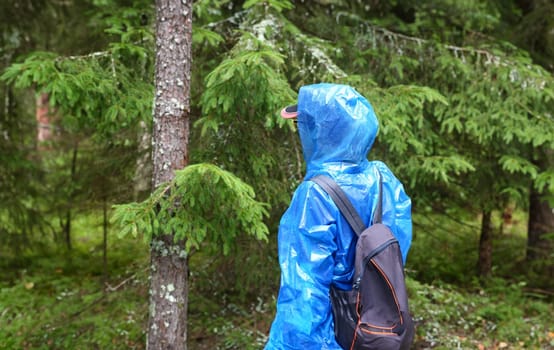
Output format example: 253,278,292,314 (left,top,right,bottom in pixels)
310,174,415,350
